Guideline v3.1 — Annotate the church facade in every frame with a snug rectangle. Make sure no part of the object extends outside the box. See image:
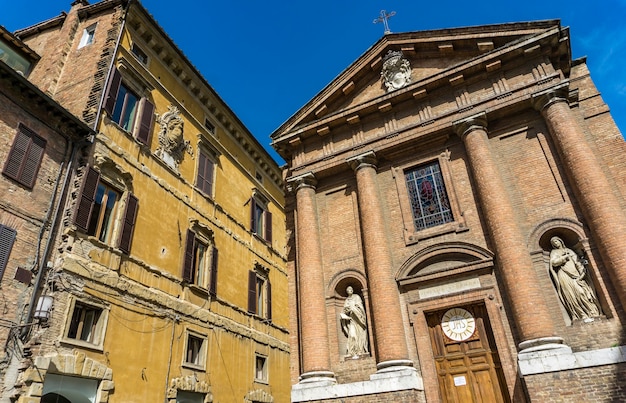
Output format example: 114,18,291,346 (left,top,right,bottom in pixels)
271,21,626,402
